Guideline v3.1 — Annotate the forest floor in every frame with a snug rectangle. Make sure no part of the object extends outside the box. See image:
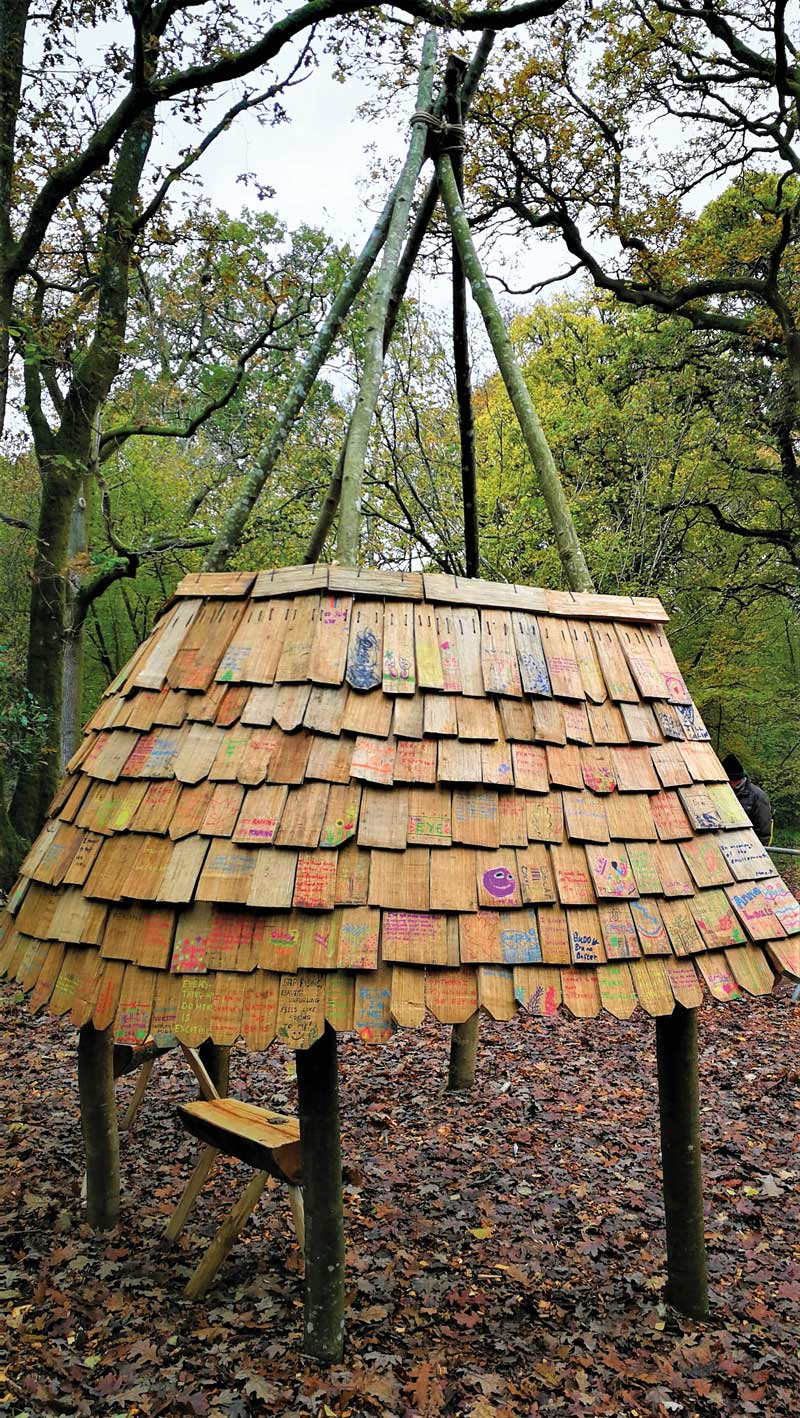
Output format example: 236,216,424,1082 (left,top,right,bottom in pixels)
0,983,798,1418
